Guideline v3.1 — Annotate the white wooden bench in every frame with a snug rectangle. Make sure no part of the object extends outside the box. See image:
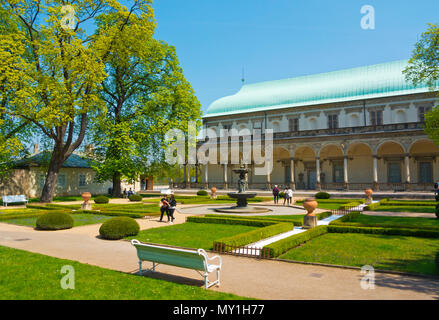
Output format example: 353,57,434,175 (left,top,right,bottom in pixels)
2,195,29,207
131,240,222,289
